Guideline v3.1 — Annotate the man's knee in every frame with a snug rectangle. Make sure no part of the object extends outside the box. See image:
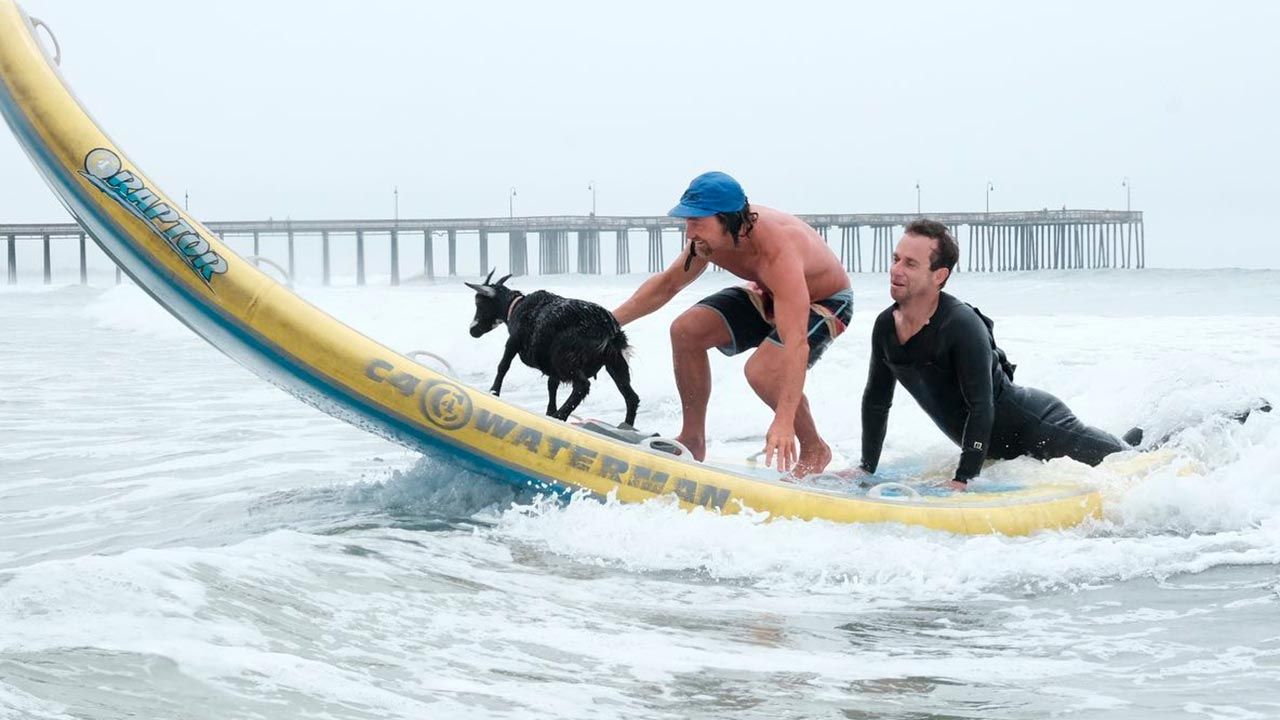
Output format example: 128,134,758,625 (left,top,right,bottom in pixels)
743,354,765,390
743,345,781,392
670,307,724,350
